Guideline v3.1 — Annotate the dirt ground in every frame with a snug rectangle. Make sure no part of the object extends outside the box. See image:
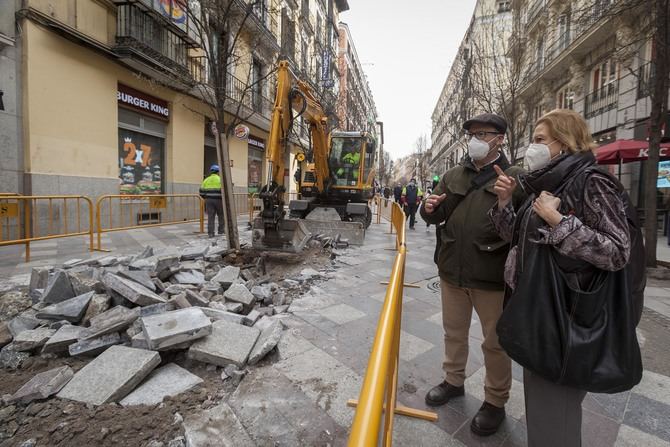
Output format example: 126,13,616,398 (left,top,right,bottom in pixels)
0,246,336,447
